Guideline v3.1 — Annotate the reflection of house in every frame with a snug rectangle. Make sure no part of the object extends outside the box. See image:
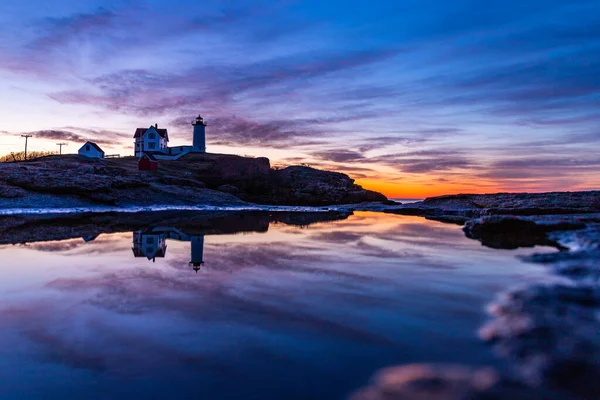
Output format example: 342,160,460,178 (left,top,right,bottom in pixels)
78,141,105,159
132,231,167,262
132,228,204,272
